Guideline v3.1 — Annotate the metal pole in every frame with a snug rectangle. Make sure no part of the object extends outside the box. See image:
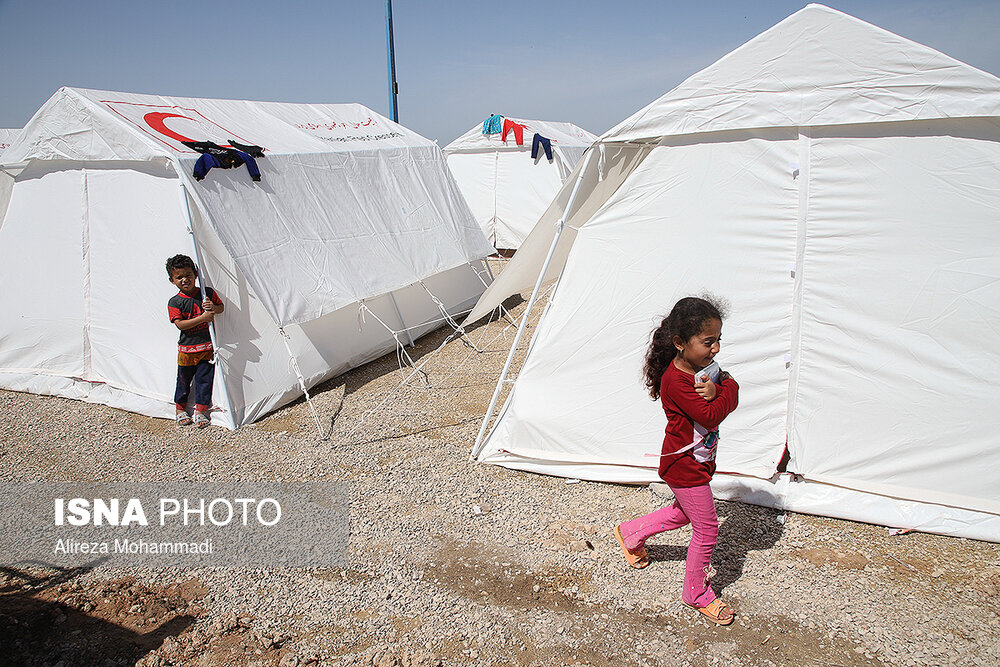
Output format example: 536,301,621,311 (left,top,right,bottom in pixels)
385,0,399,122
470,149,595,460
177,180,236,428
